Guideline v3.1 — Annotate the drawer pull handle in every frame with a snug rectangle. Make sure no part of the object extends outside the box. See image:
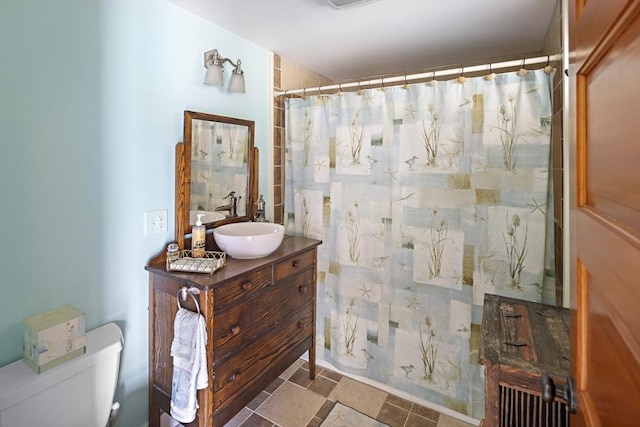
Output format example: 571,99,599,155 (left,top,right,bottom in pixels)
541,374,577,413
297,321,304,329
299,285,307,293
242,282,253,291
231,325,240,335
292,260,299,268
228,372,240,383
